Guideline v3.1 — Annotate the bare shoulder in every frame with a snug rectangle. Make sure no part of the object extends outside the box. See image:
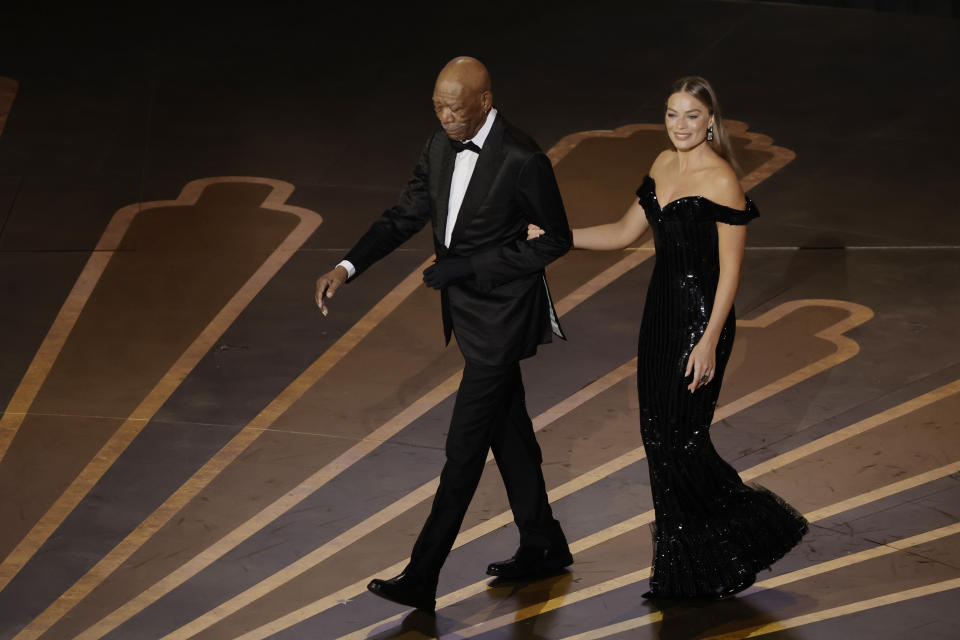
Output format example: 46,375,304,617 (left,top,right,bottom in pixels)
702,164,746,209
648,149,676,179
